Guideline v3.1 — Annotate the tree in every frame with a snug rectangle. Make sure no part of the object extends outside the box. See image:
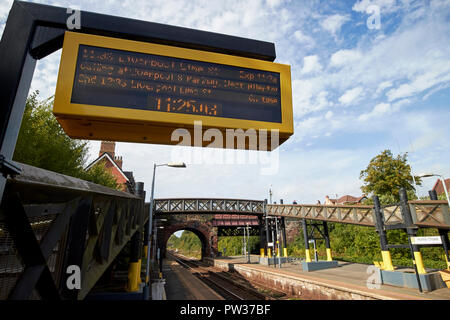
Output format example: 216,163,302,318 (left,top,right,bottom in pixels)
13,91,118,189
359,149,421,202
